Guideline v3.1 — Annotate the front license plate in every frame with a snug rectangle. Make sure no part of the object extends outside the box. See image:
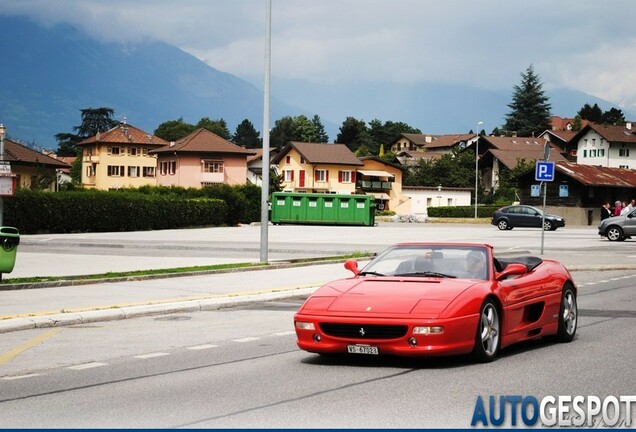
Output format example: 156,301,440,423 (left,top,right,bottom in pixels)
347,345,378,355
